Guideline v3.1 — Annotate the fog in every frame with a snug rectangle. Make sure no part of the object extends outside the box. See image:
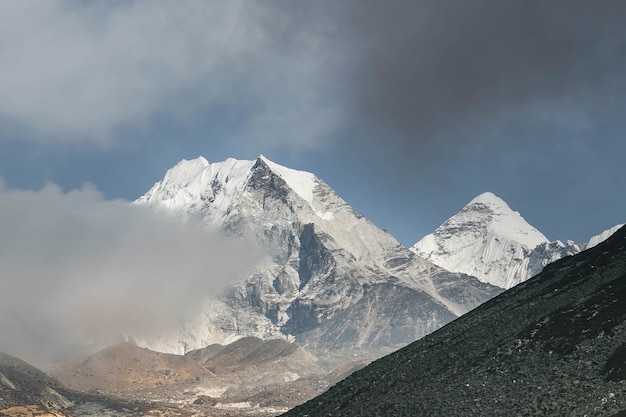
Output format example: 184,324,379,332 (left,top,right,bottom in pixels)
0,181,260,365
